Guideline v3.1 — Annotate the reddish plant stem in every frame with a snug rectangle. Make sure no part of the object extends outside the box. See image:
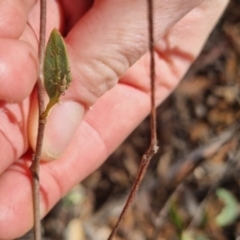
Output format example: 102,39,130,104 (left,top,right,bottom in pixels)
107,0,158,239
29,0,47,240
